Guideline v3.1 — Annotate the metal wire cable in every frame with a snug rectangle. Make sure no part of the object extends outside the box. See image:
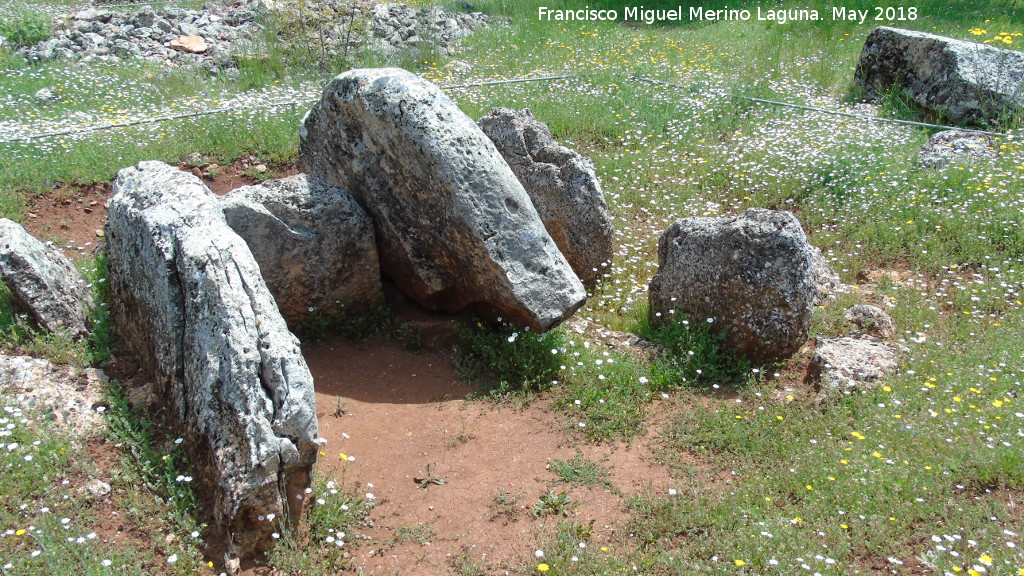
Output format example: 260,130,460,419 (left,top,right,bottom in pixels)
630,76,1016,139
0,74,574,144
